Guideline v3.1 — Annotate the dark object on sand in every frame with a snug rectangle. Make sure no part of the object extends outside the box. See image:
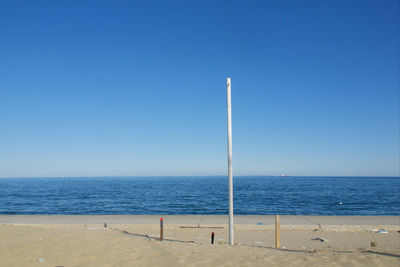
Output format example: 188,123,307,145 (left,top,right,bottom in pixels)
211,232,215,244
371,241,377,247
160,218,164,241
311,238,325,242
